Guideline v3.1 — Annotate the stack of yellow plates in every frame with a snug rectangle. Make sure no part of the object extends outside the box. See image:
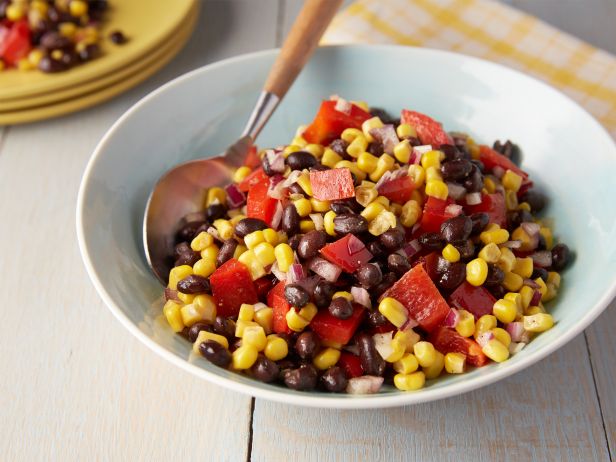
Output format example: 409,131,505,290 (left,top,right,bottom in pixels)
0,0,197,125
